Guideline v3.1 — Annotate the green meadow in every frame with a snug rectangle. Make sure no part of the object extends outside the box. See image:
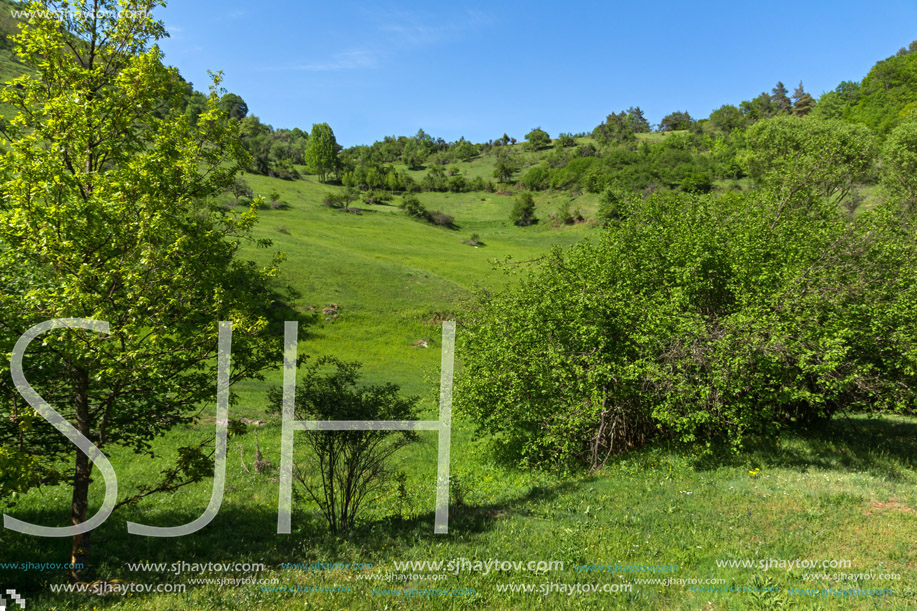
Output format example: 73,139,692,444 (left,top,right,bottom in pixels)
3,160,916,610
1,2,916,609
